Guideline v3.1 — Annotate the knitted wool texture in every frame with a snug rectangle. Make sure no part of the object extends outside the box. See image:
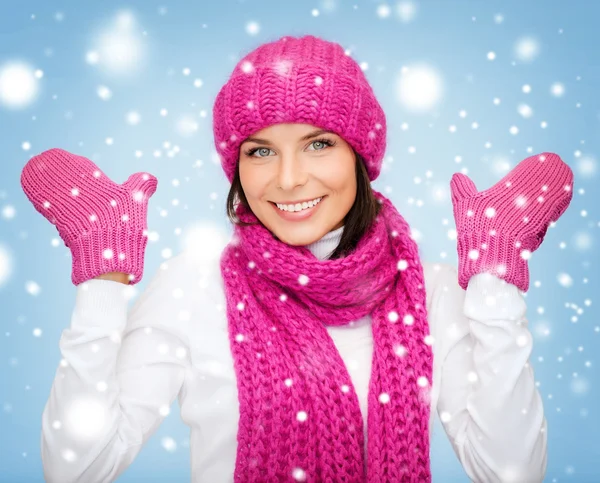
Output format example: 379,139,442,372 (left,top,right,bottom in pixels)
20,148,158,285
450,152,574,292
213,34,386,184
220,190,433,482
214,34,433,481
